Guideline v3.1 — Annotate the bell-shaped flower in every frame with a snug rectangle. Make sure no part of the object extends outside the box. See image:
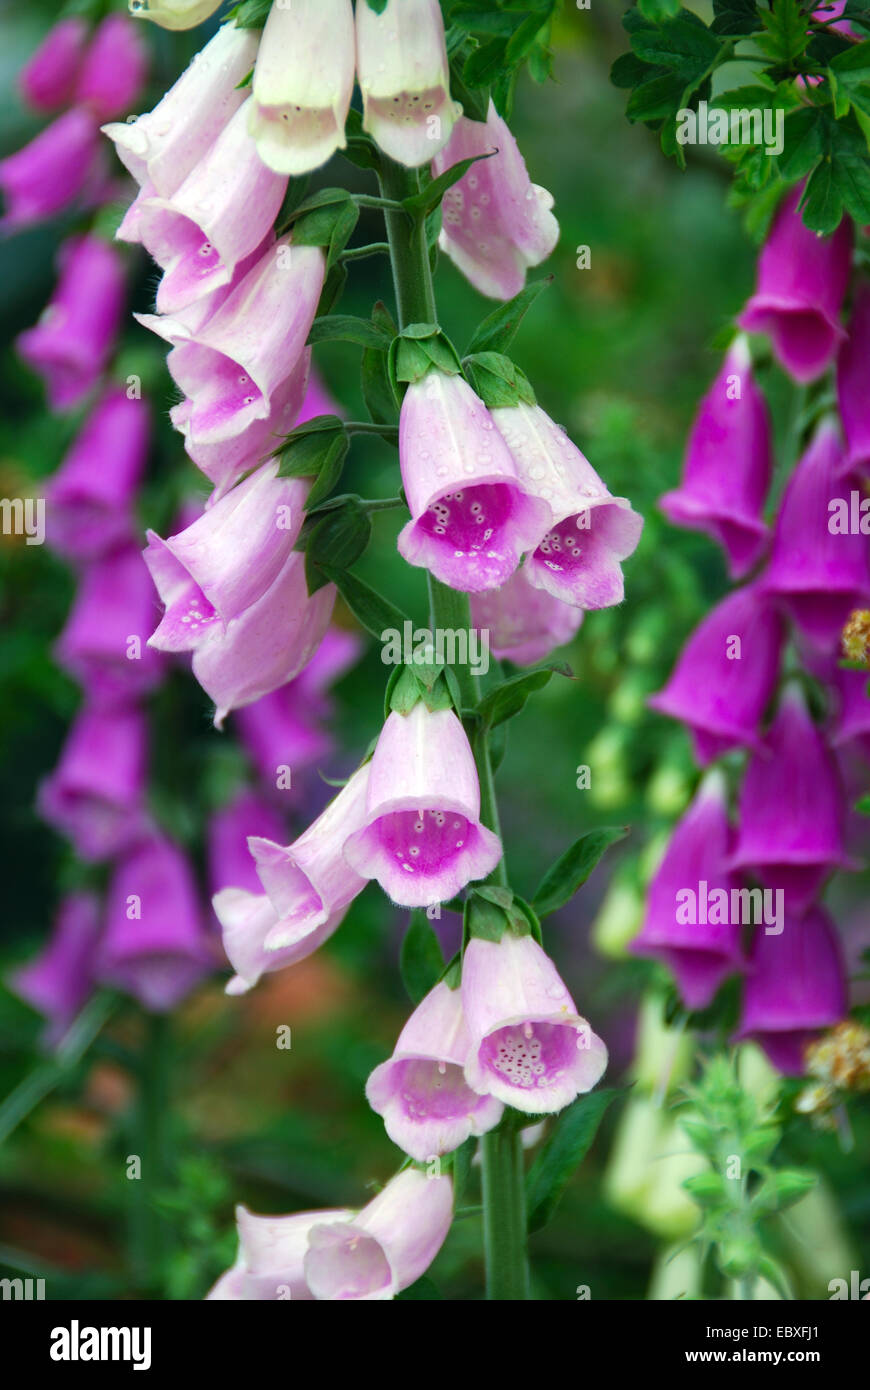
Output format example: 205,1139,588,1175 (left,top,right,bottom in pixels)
738,184,852,382
19,17,88,112
207,1205,354,1300
604,1095,704,1240
249,0,355,175
366,980,504,1160
132,0,229,32
8,893,101,1047
101,23,259,199
649,583,784,765
837,280,870,478
735,907,847,1075
37,703,148,862
398,370,551,592
462,932,608,1114
343,704,502,906
47,387,149,561
432,101,559,300
659,337,772,578
98,834,213,1012
828,661,870,756
56,545,165,704
356,0,460,167
214,886,345,995
74,14,149,121
143,464,309,652
16,235,125,411
207,790,286,900
729,684,853,912
0,109,102,233
492,400,643,608
470,564,583,665
303,1169,453,1300
629,772,744,1010
762,418,870,648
